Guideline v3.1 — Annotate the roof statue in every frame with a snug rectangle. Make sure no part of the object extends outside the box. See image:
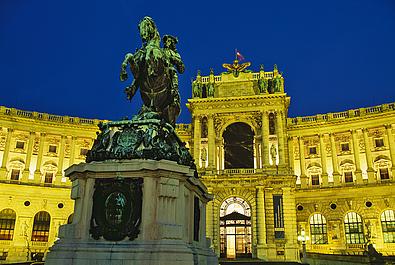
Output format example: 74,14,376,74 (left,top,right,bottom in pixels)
86,17,195,169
